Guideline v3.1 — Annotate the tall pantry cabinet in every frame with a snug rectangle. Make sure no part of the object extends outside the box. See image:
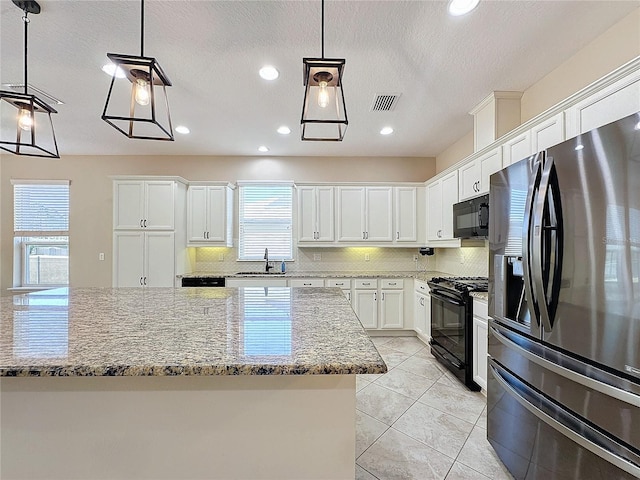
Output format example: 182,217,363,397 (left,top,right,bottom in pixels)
112,177,188,287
